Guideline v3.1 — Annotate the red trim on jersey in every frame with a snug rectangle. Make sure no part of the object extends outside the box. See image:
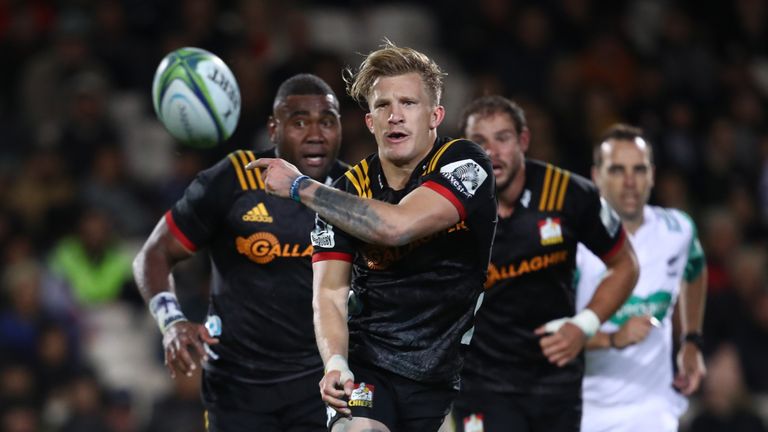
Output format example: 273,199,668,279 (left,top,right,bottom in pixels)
601,228,626,262
164,211,198,252
422,180,467,220
312,252,353,263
